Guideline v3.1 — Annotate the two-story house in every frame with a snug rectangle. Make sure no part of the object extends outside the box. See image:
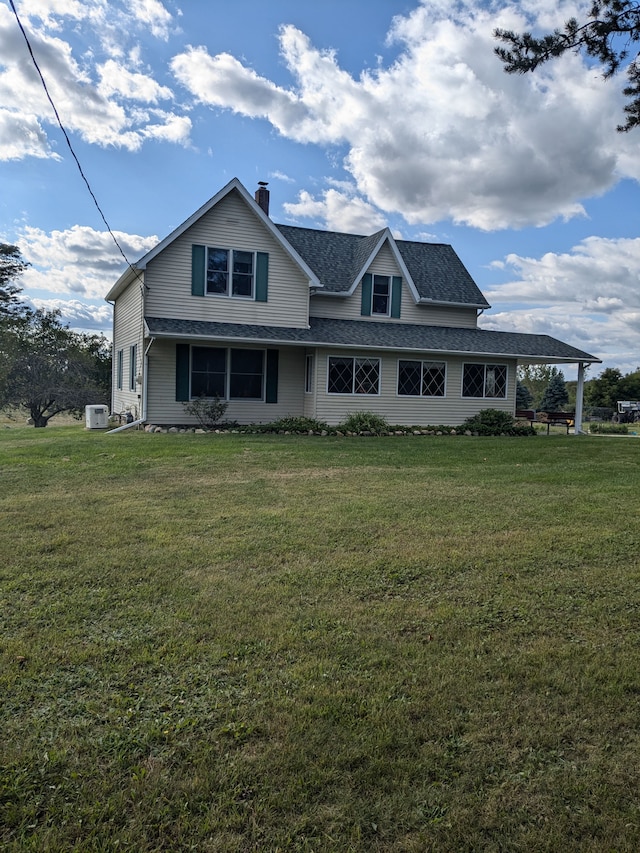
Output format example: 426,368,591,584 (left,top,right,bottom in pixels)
106,177,599,429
